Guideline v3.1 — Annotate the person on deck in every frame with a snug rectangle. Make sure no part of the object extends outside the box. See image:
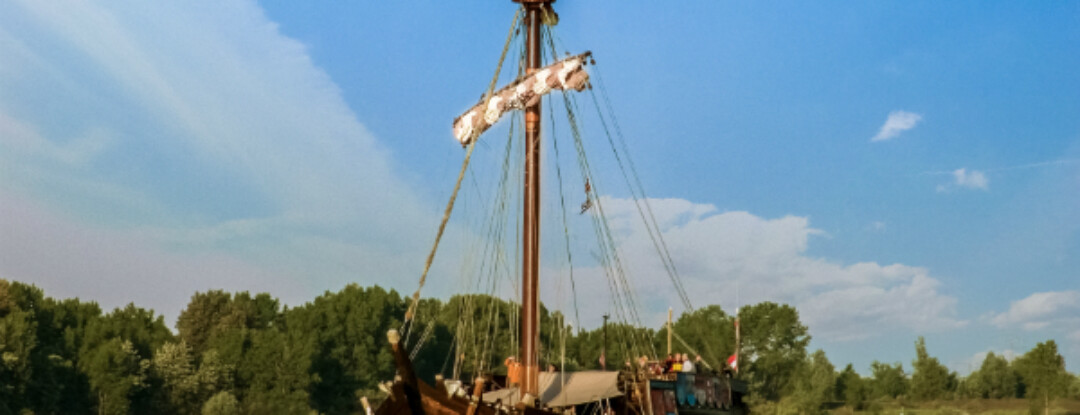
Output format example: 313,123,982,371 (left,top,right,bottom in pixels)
671,354,683,372
505,356,522,388
663,354,675,373
681,354,695,373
